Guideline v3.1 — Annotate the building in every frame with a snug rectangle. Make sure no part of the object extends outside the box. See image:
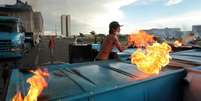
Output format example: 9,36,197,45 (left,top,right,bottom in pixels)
144,28,183,40
61,15,71,37
192,25,201,38
0,0,34,32
0,0,44,35
0,0,44,45
33,12,44,33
